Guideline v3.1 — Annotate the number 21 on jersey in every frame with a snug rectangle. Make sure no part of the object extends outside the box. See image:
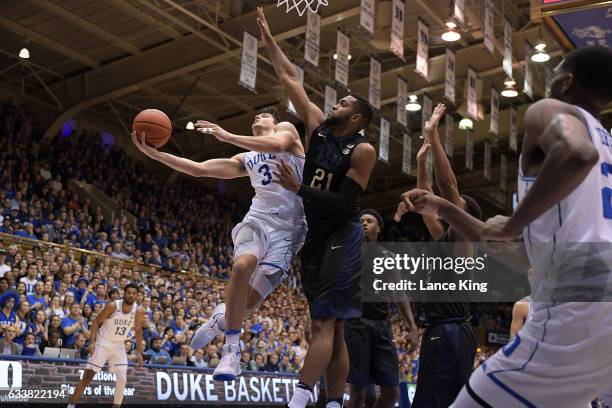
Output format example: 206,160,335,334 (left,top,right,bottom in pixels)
310,168,333,191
